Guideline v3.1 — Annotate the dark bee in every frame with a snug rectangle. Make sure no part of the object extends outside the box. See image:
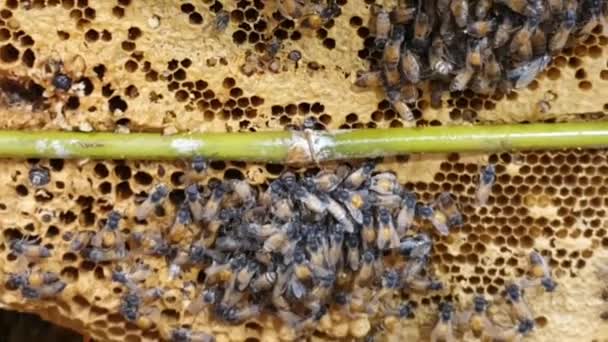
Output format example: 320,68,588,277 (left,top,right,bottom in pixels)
214,10,229,33
10,237,51,261
170,328,215,342
476,164,496,205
